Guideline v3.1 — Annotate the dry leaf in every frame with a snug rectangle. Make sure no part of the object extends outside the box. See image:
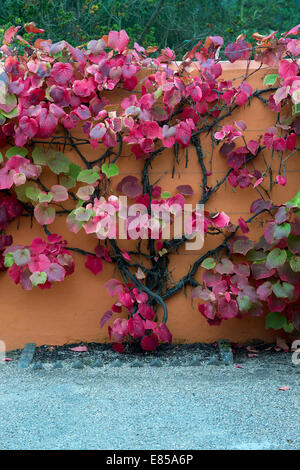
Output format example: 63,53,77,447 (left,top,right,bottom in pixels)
279,386,290,391
276,337,289,352
70,346,88,352
248,353,259,358
135,267,145,280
